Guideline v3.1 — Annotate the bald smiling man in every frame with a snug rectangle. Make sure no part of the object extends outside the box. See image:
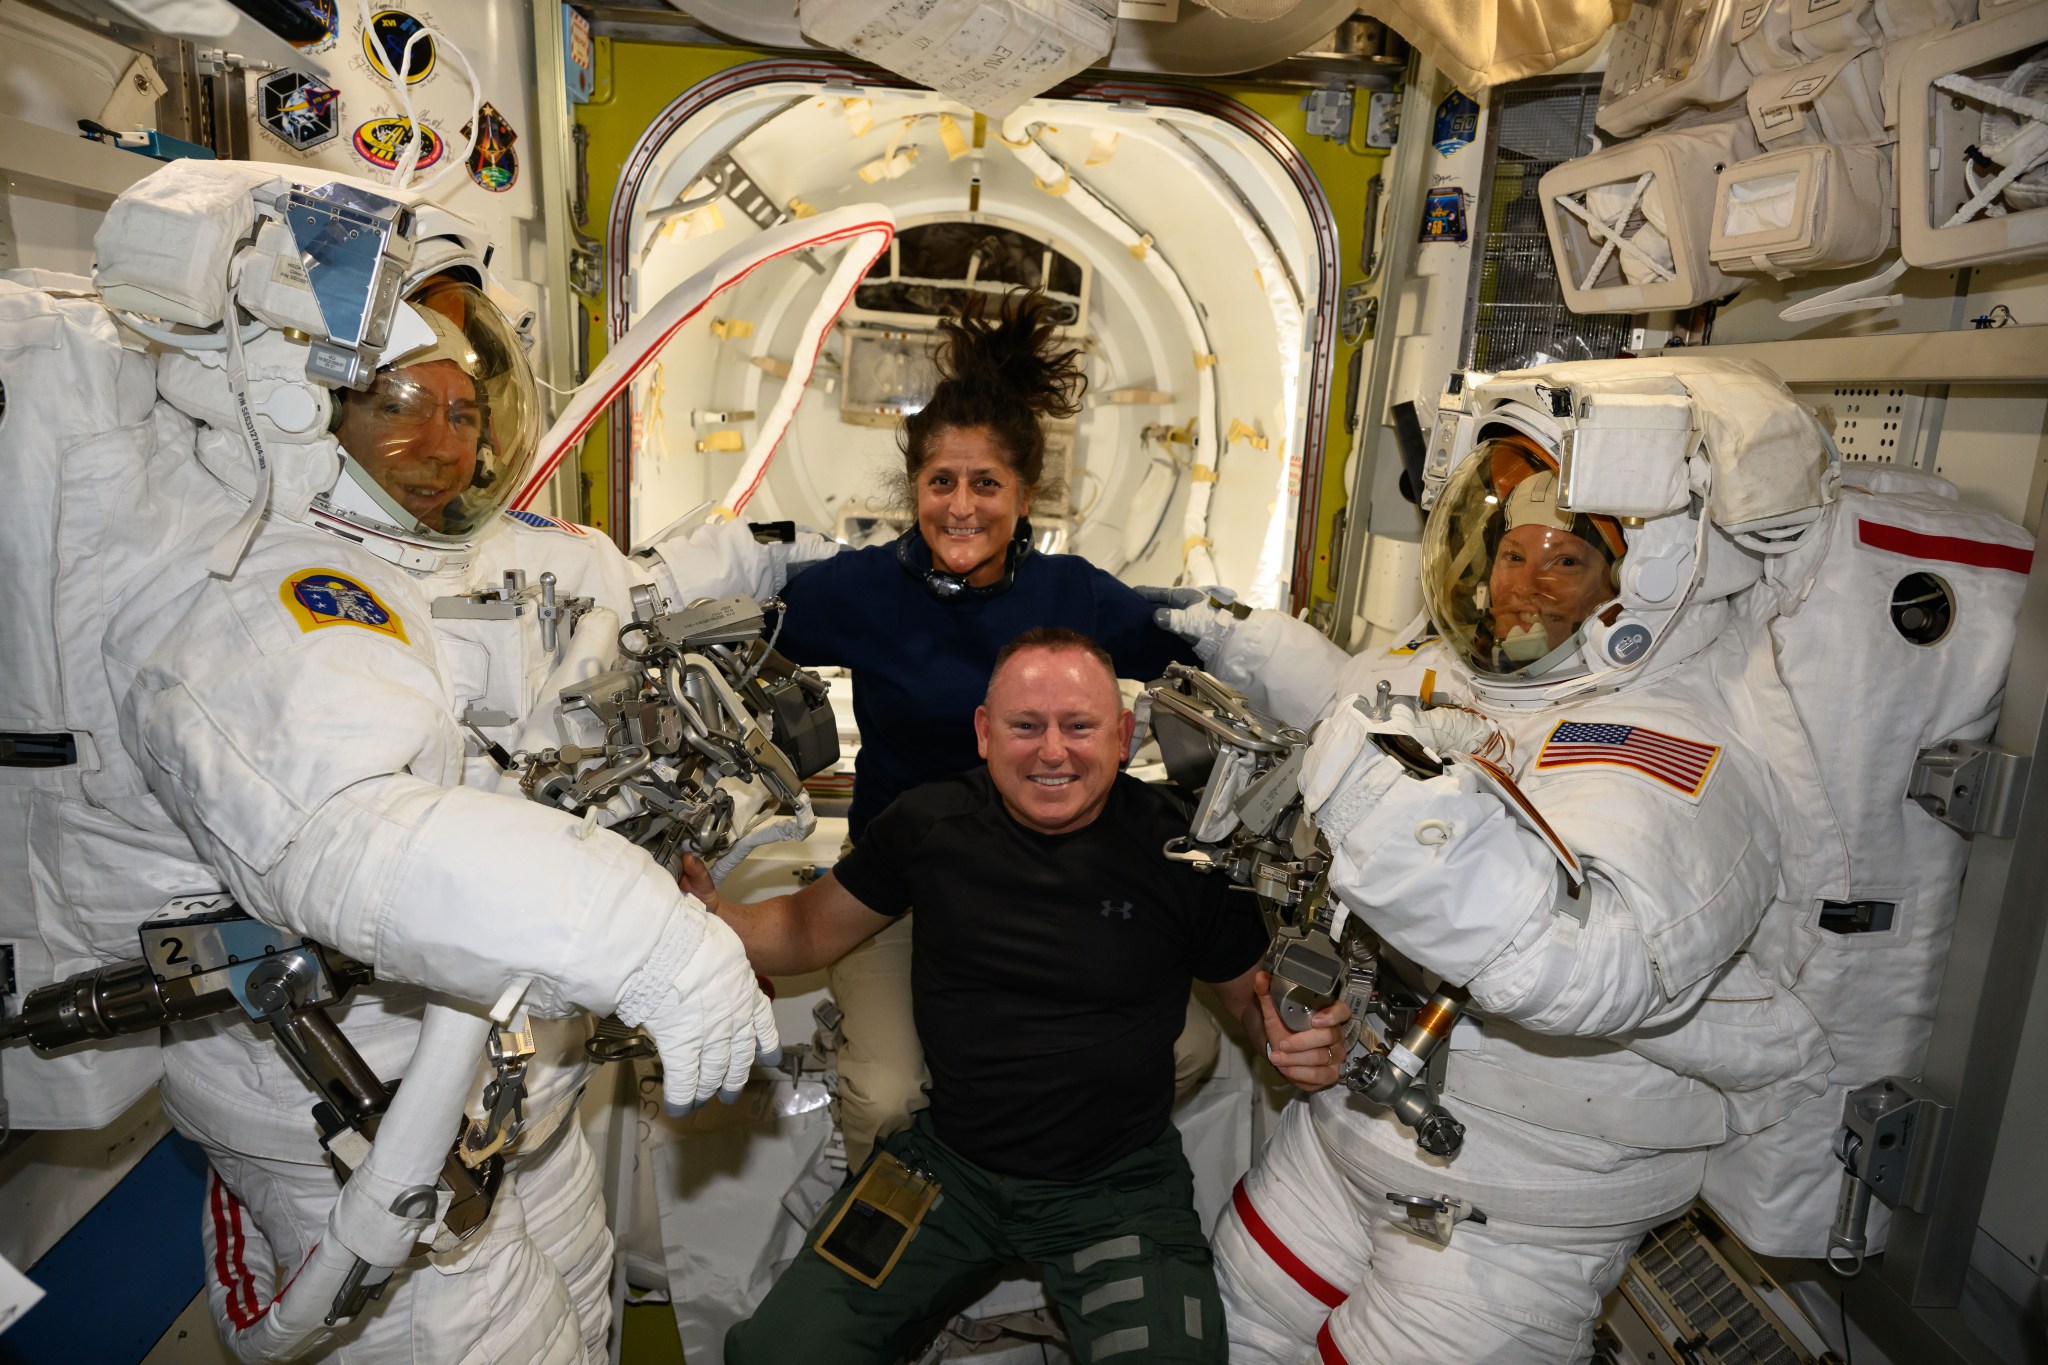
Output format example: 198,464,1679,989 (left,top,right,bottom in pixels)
692,626,1350,1365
